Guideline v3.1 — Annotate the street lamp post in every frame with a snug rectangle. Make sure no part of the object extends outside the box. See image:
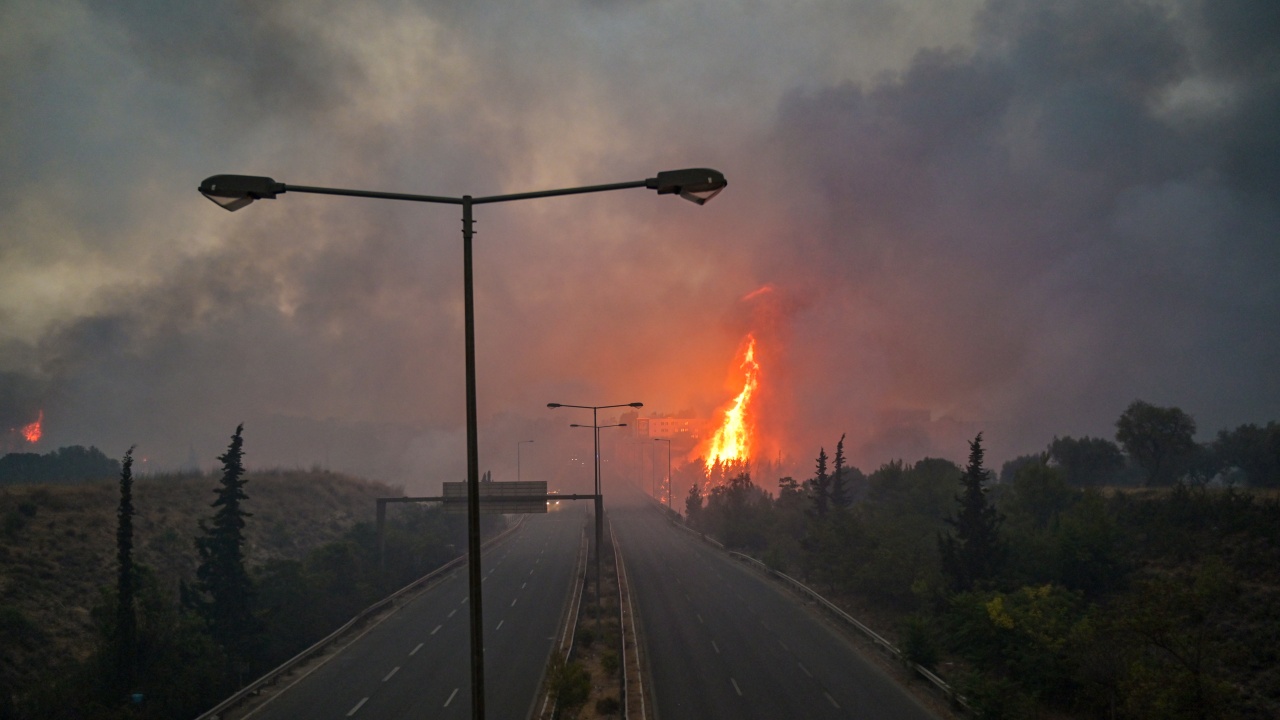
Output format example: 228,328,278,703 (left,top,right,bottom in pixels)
517,440,533,482
654,437,672,508
550,402,641,623
199,170,725,720
573,417,627,625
